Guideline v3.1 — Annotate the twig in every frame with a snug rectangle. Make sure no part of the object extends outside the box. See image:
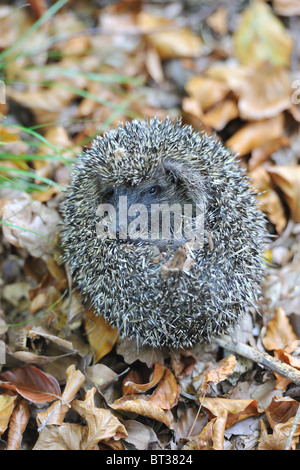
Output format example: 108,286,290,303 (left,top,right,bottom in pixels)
215,335,300,386
285,402,300,450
